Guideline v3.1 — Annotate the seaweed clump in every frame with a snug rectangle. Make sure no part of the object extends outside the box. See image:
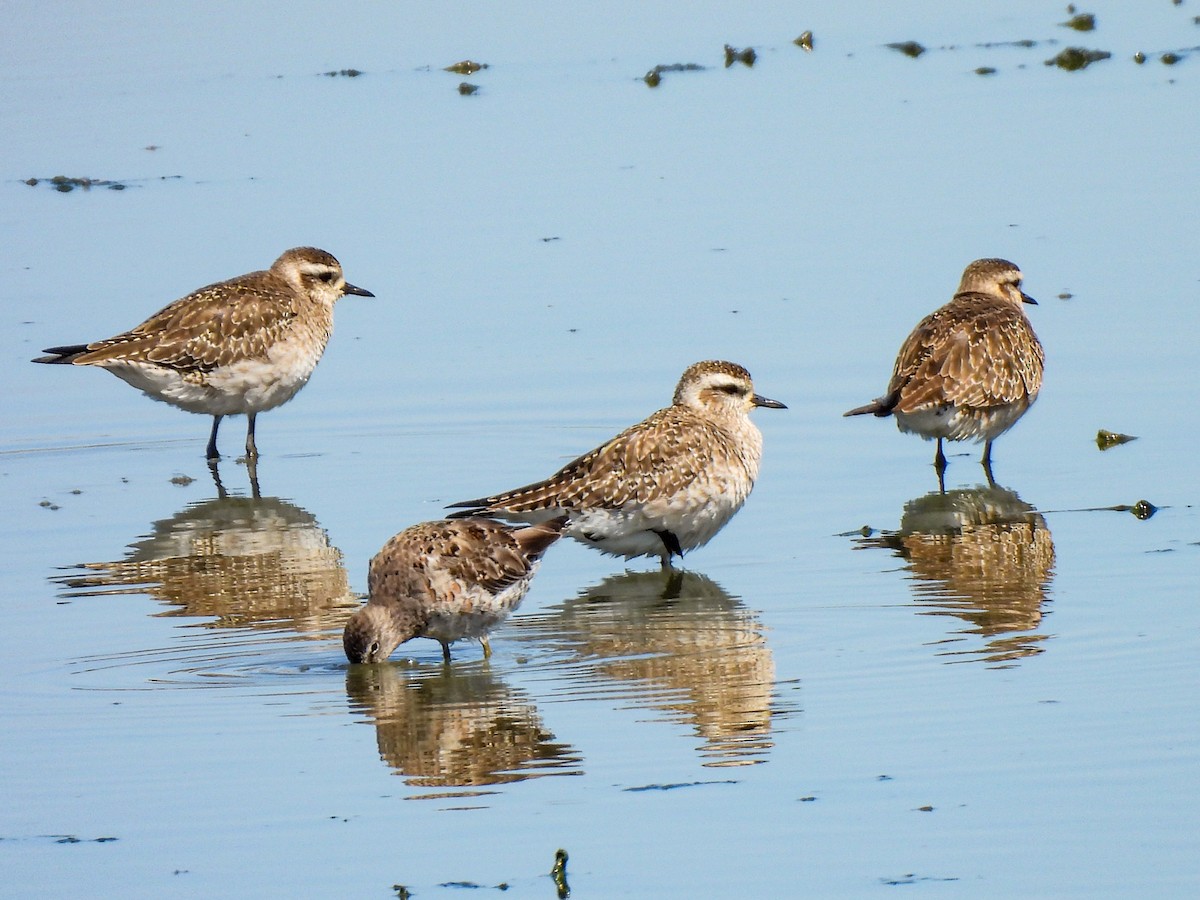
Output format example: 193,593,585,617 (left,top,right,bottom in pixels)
1046,47,1111,70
